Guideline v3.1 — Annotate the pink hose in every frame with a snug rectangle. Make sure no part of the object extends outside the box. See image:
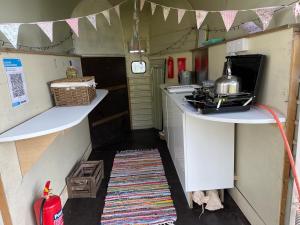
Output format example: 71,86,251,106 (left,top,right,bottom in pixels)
257,104,300,203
